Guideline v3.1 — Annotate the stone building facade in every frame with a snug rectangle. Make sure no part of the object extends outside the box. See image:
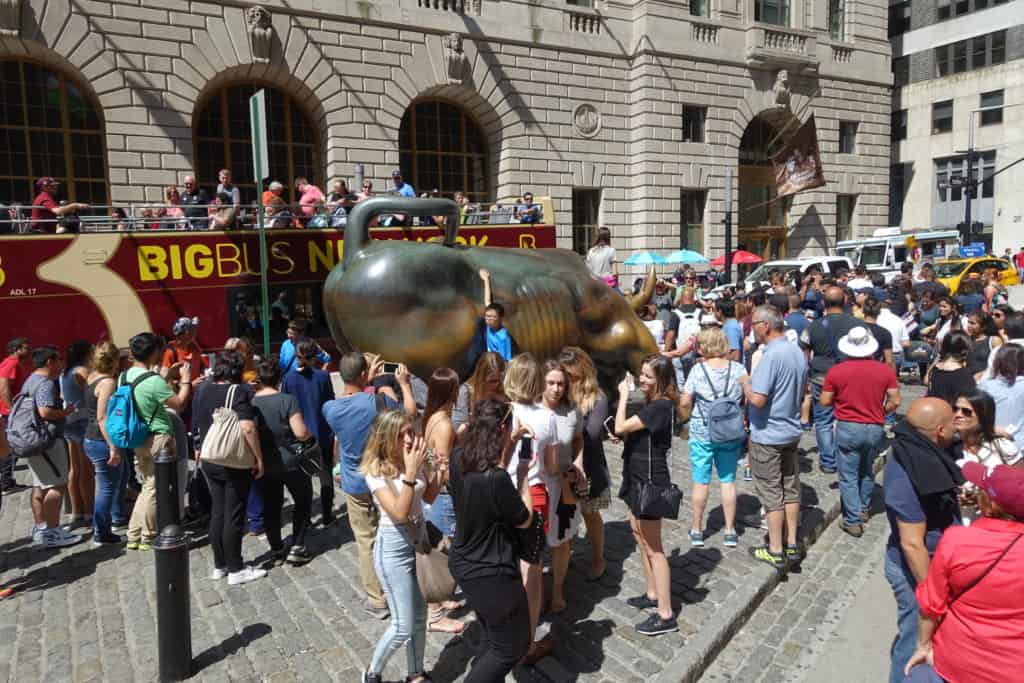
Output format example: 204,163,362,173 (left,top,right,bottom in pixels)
889,0,1023,254
0,0,891,264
